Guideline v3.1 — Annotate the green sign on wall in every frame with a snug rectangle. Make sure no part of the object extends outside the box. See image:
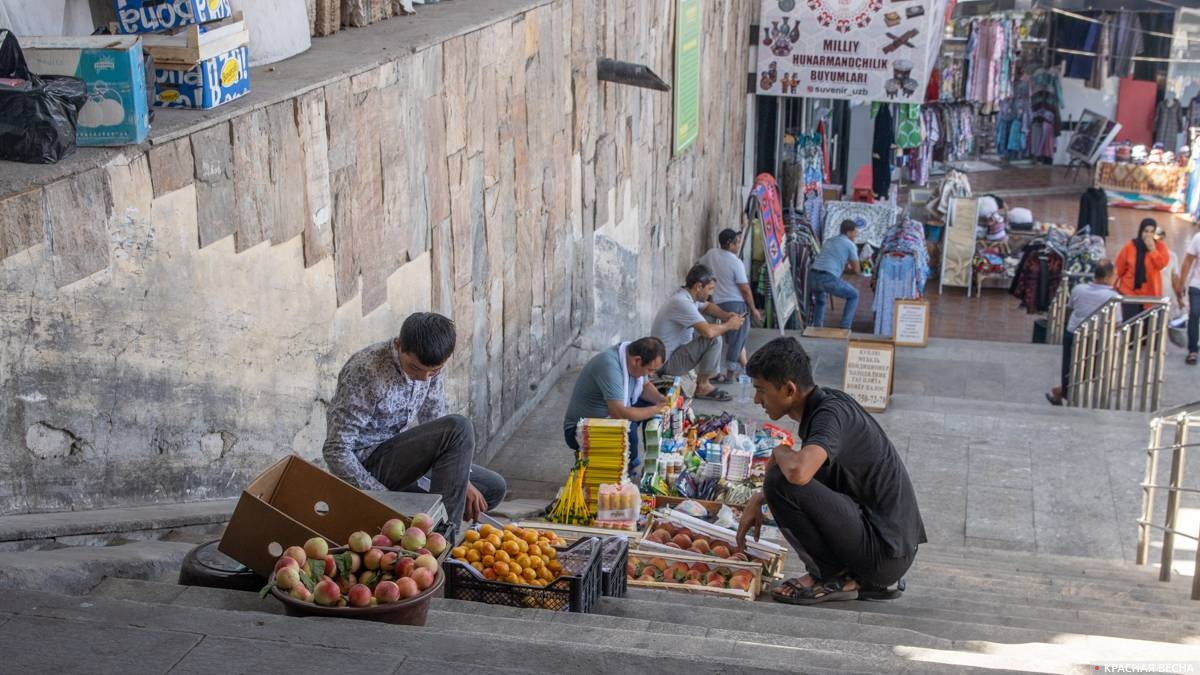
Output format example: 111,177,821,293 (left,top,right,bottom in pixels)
674,0,701,155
